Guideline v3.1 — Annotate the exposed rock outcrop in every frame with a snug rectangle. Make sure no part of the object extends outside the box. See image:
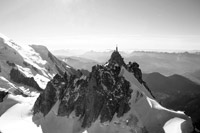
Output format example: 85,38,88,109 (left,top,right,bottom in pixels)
33,49,155,128
0,91,9,102
34,63,133,128
10,68,43,92
108,49,126,67
33,49,193,133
